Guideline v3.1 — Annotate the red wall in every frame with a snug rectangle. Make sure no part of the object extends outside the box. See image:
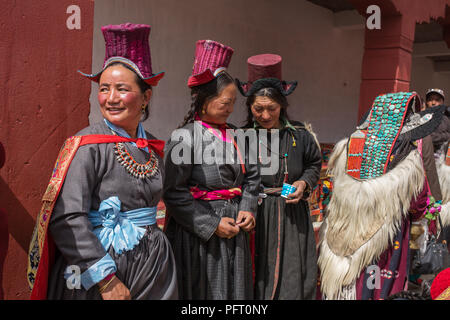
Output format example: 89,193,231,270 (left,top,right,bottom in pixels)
0,0,94,299
350,0,450,120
